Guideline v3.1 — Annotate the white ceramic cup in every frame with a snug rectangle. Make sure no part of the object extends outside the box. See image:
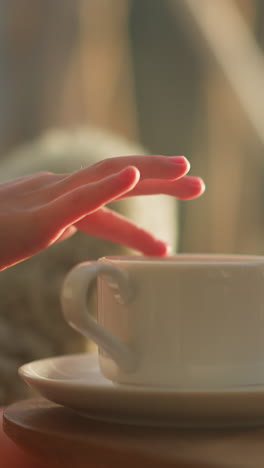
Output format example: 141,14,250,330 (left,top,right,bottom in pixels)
61,254,264,388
